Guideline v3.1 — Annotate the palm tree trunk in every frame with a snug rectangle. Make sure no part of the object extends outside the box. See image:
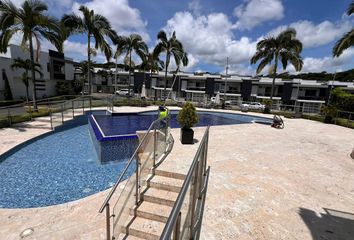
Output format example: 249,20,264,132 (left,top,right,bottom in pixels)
128,50,132,96
270,54,279,101
25,82,29,104
164,57,168,101
29,33,37,110
87,34,92,95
